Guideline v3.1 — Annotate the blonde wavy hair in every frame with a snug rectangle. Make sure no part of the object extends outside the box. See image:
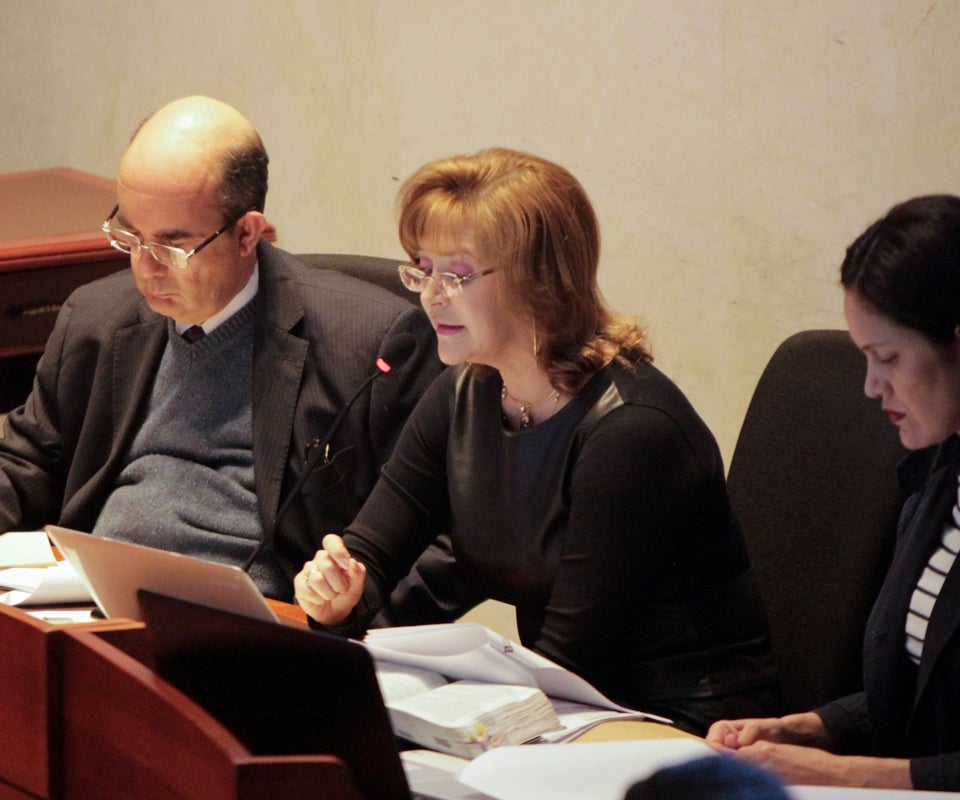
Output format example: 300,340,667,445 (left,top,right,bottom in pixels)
396,147,650,394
